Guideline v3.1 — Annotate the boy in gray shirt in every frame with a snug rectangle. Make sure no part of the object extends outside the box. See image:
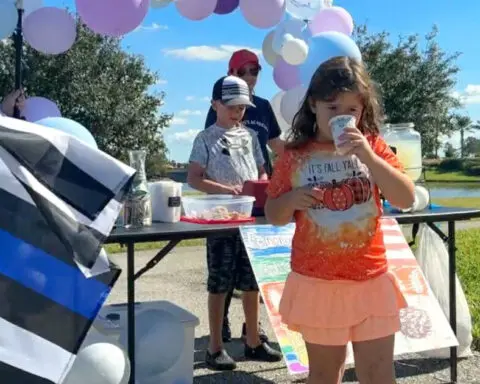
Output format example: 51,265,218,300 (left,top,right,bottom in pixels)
188,76,281,370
